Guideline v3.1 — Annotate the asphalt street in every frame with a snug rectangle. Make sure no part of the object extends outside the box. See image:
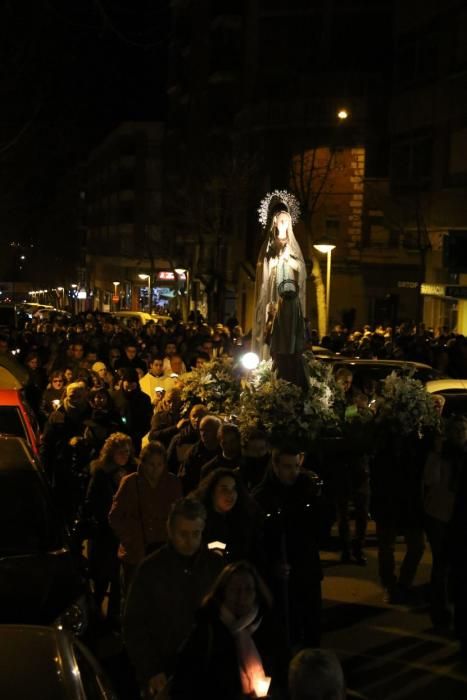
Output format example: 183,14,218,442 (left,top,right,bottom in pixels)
321,524,467,699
